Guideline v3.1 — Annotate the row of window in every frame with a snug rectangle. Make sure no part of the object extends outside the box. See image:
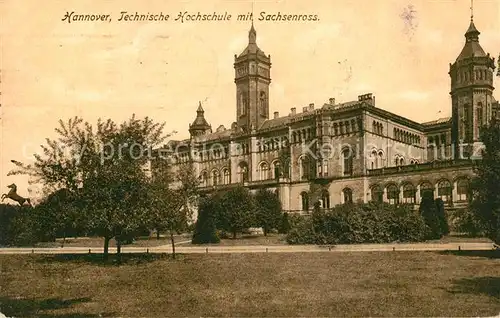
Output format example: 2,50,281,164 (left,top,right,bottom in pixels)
299,178,469,211
427,133,447,147
291,128,315,143
456,69,491,83
332,119,359,135
370,179,468,204
372,121,383,135
394,128,420,145
258,137,289,152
